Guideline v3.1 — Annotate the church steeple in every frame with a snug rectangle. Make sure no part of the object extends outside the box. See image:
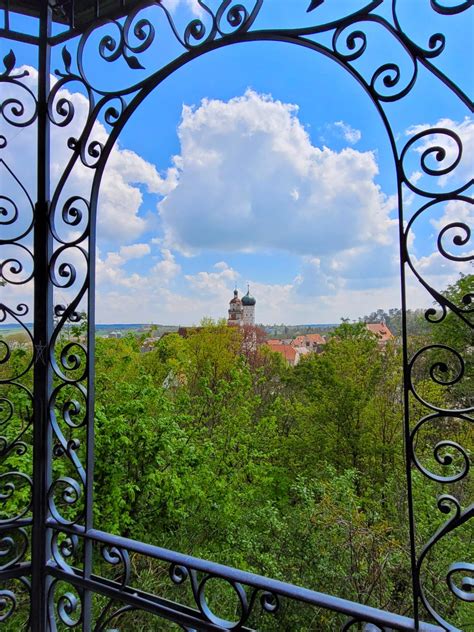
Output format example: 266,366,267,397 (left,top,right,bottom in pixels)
241,285,256,325
242,285,256,307
228,288,243,326
227,286,256,326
